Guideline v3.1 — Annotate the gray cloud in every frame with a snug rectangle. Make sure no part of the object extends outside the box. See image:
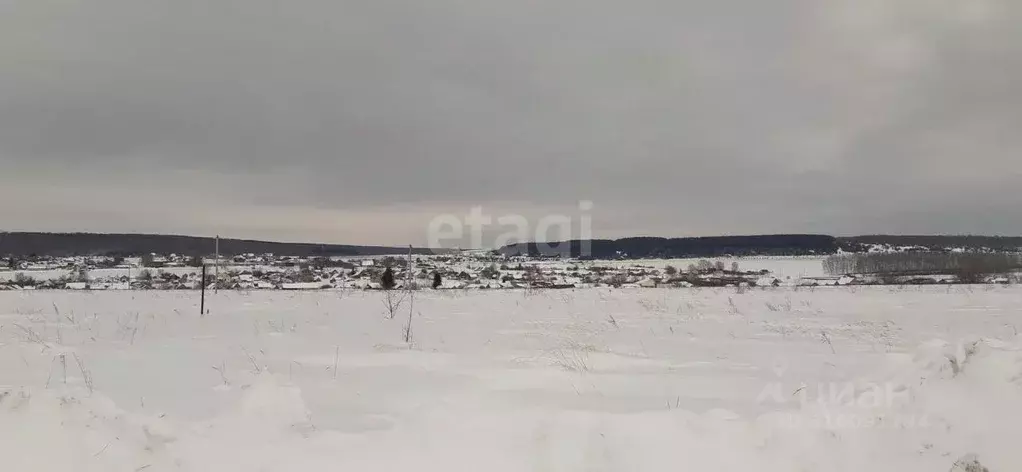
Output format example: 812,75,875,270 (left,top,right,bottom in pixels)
1,0,1020,246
